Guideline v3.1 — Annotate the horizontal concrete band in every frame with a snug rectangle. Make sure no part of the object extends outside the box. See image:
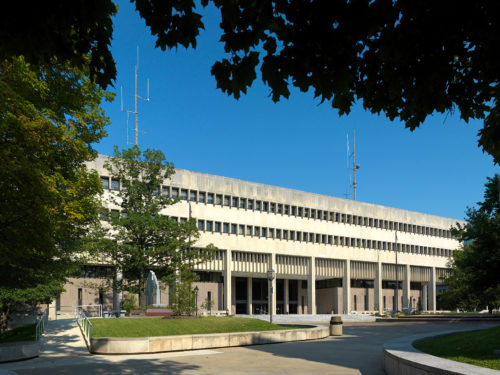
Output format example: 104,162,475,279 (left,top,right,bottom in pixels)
383,329,499,375
0,342,39,363
90,325,329,354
